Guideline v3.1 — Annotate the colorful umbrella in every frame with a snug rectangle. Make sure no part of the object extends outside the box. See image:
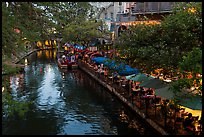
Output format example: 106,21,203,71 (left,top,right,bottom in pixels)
139,78,167,89
155,86,174,99
130,73,154,82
